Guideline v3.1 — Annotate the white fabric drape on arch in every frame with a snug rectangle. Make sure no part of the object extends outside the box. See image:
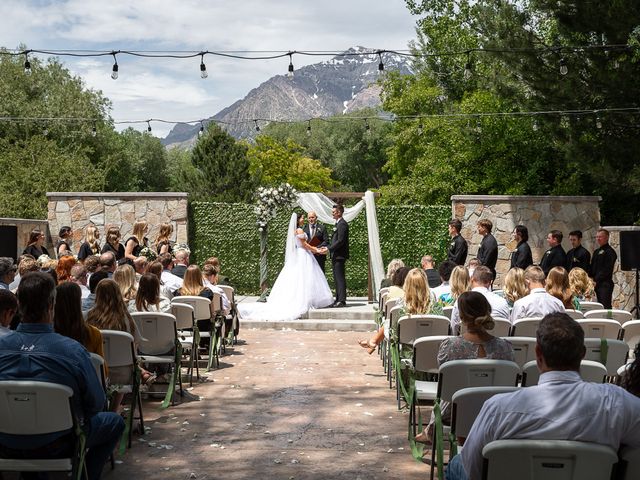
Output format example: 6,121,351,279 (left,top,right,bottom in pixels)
295,191,384,297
